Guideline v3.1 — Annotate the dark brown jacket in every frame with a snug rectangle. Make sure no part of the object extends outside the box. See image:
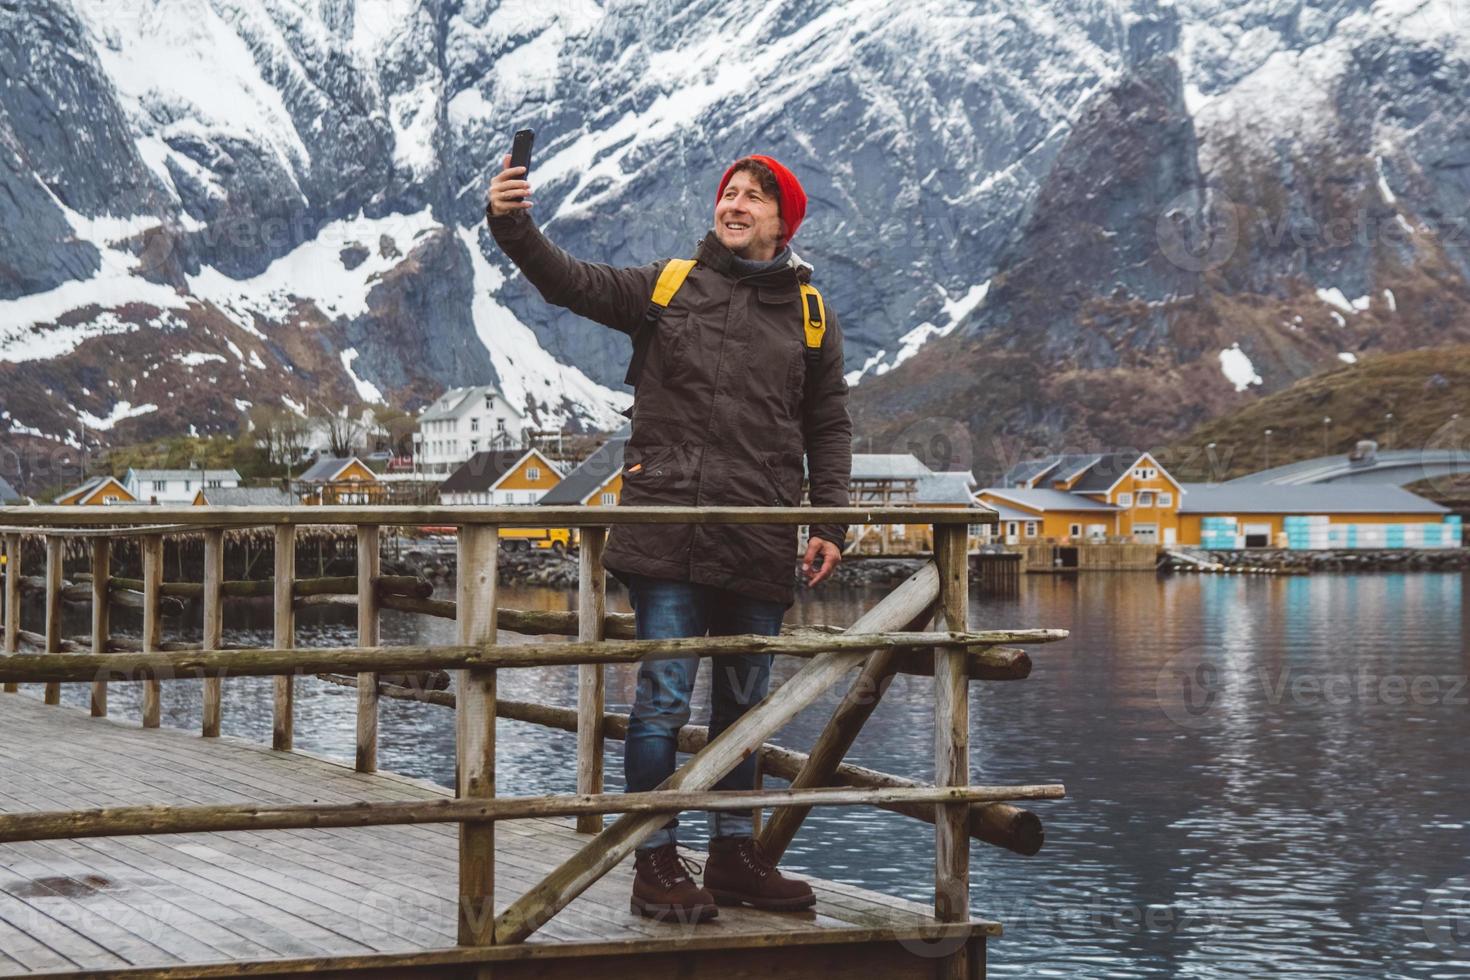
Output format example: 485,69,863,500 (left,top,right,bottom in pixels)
487,210,852,606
